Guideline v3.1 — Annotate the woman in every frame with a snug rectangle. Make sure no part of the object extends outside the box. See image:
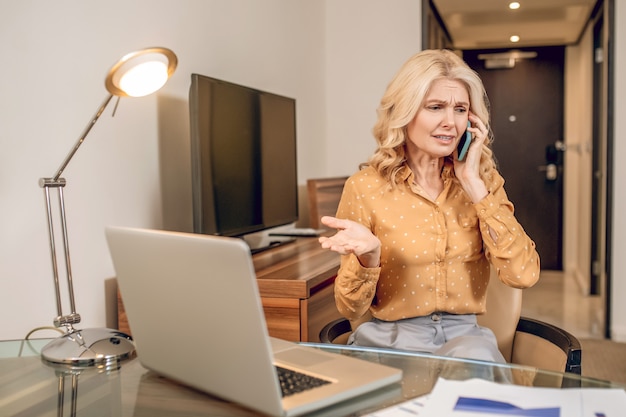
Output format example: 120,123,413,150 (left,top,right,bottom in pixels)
319,49,540,363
